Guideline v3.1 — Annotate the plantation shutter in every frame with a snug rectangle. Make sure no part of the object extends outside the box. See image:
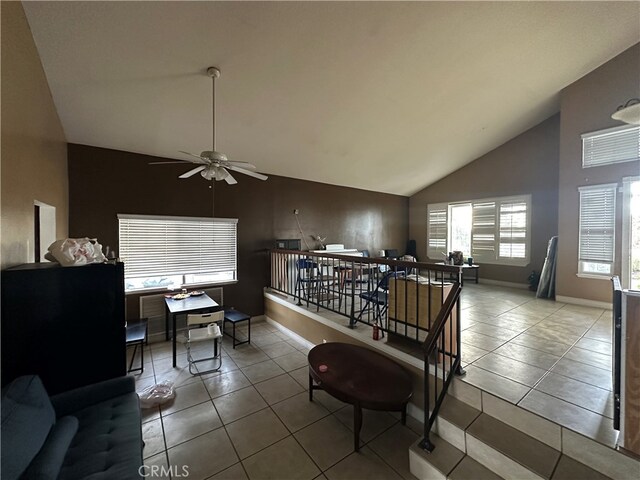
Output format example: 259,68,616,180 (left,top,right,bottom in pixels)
471,201,496,261
582,125,640,168
118,214,237,282
427,204,448,259
578,185,616,271
498,200,527,259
